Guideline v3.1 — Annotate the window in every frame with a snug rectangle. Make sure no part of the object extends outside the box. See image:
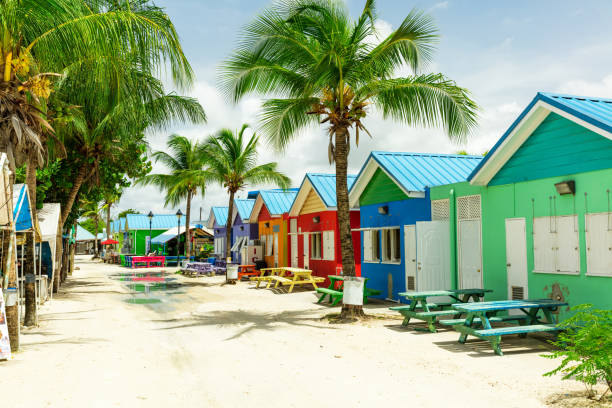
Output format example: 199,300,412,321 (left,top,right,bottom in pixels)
311,232,322,259
533,215,579,274
431,199,450,221
382,228,401,263
363,229,380,262
322,230,335,261
214,237,225,255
